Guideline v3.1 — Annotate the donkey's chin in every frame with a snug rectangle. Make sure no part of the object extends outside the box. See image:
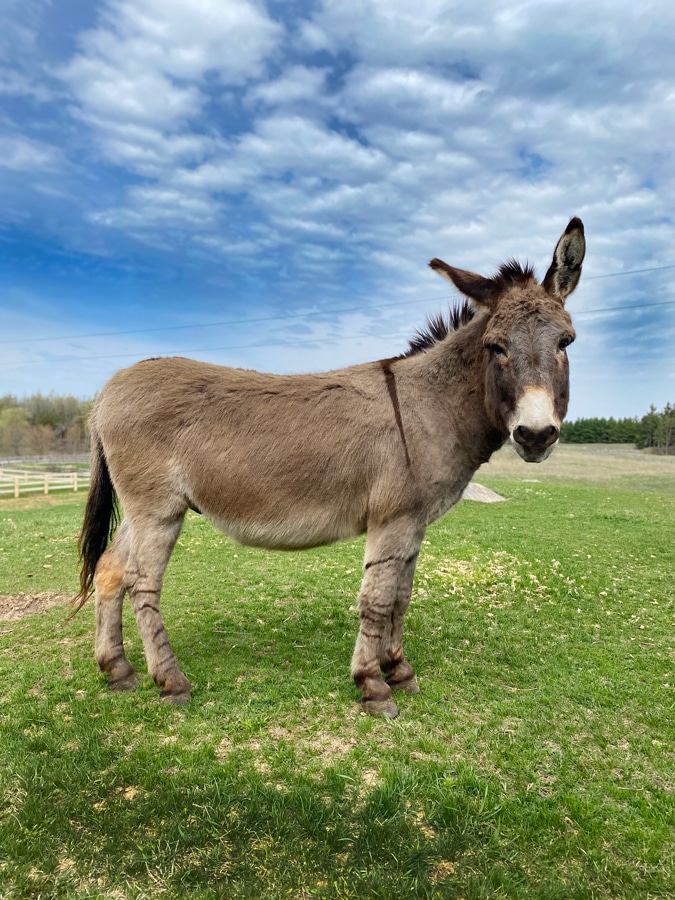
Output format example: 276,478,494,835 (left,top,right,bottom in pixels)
511,436,558,463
